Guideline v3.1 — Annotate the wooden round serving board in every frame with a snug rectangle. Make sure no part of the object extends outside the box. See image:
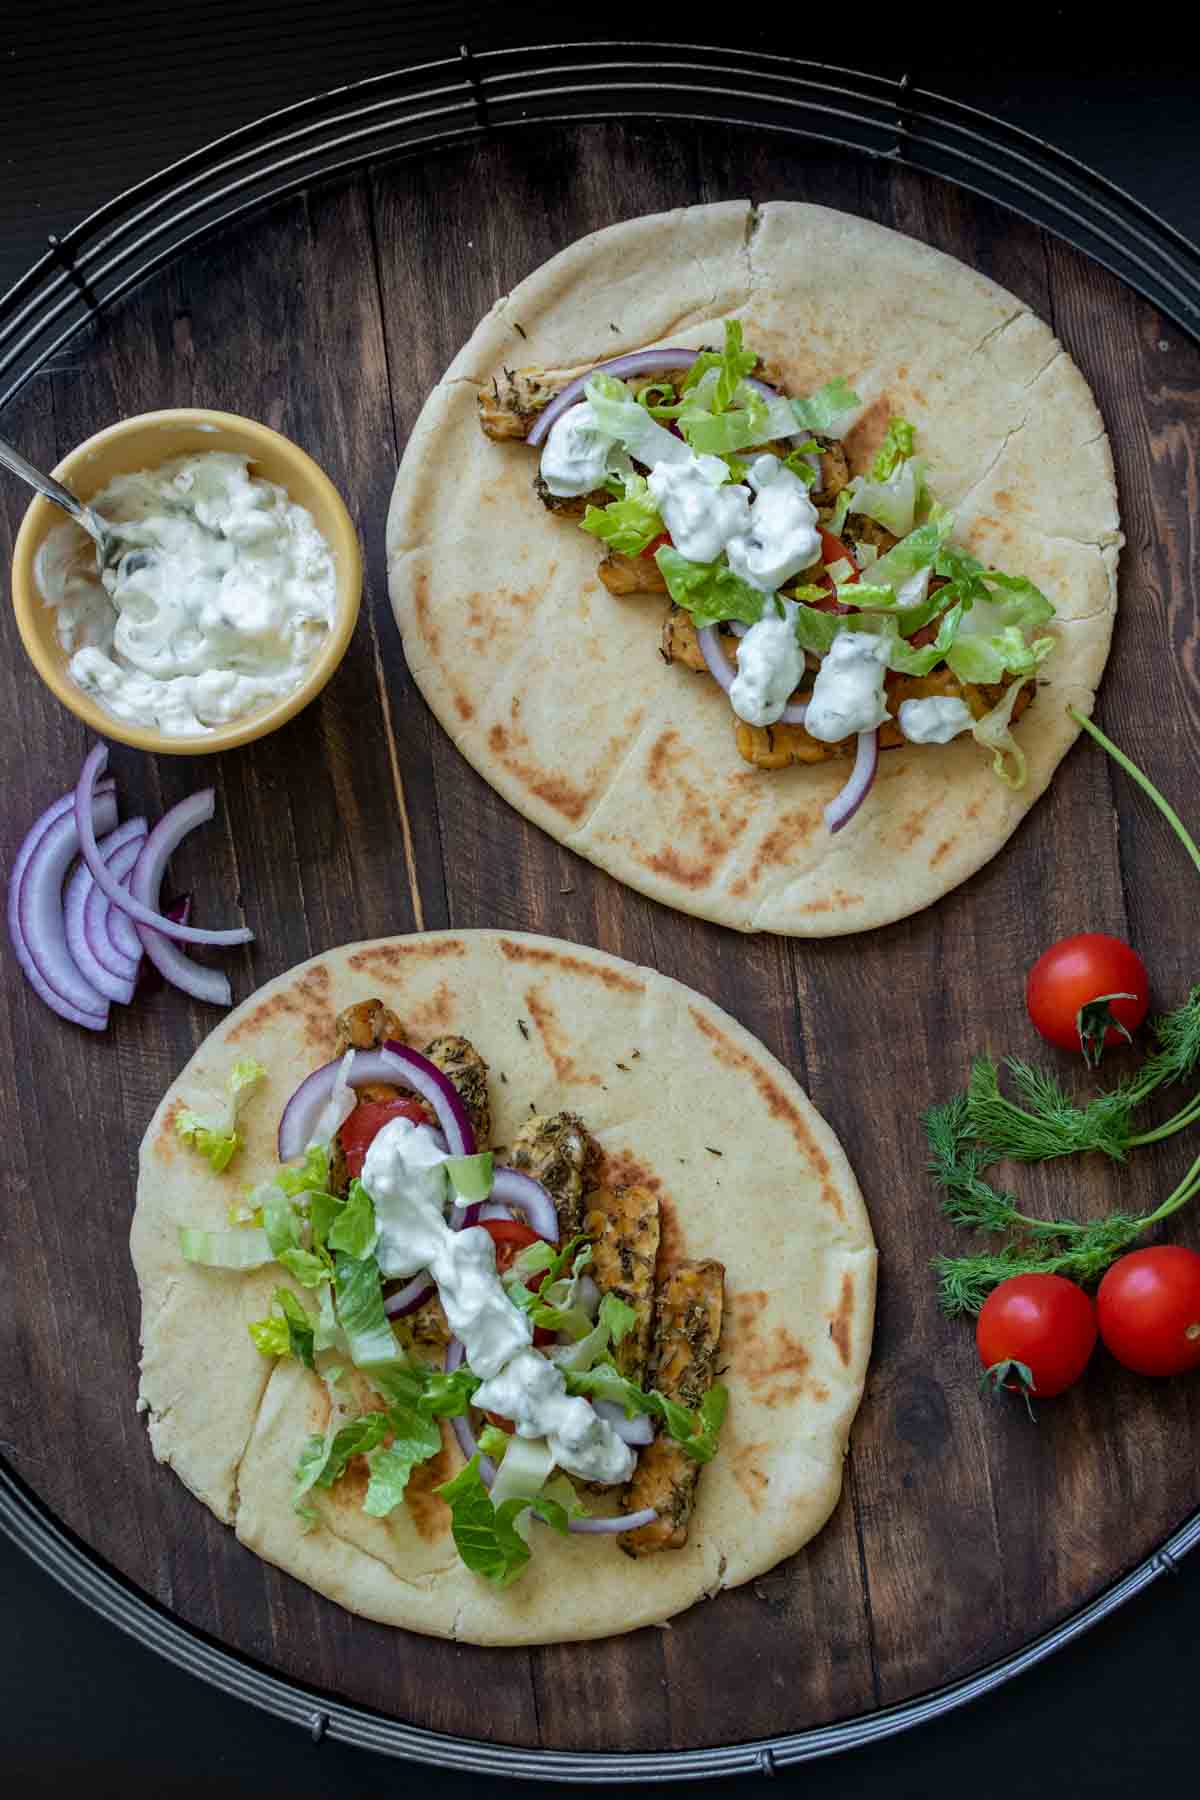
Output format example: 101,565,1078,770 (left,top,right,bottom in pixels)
2,121,1199,1756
